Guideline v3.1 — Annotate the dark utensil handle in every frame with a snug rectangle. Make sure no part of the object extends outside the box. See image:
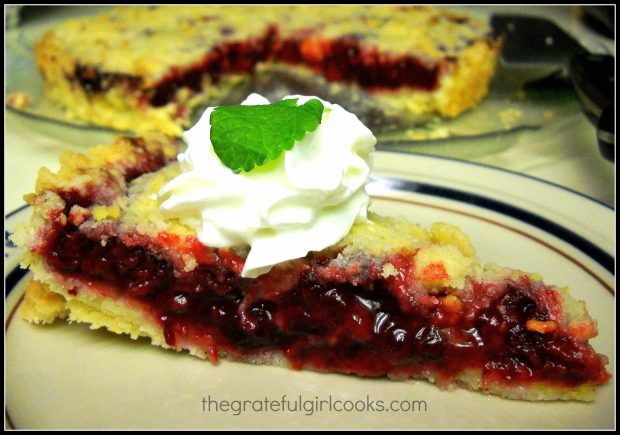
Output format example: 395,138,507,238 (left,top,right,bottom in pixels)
569,53,615,162
597,107,614,162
